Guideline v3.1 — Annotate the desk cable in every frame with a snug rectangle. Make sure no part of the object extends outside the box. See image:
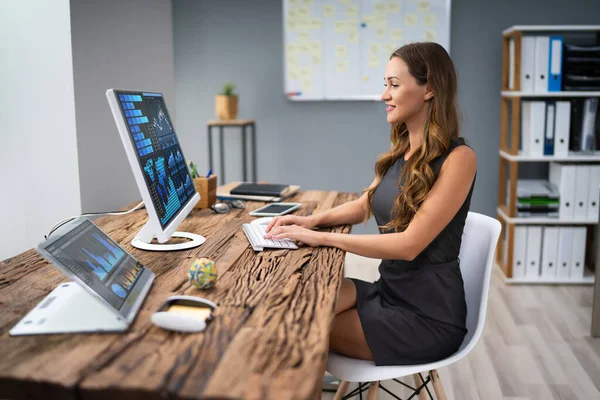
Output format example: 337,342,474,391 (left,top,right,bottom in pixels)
44,201,145,240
